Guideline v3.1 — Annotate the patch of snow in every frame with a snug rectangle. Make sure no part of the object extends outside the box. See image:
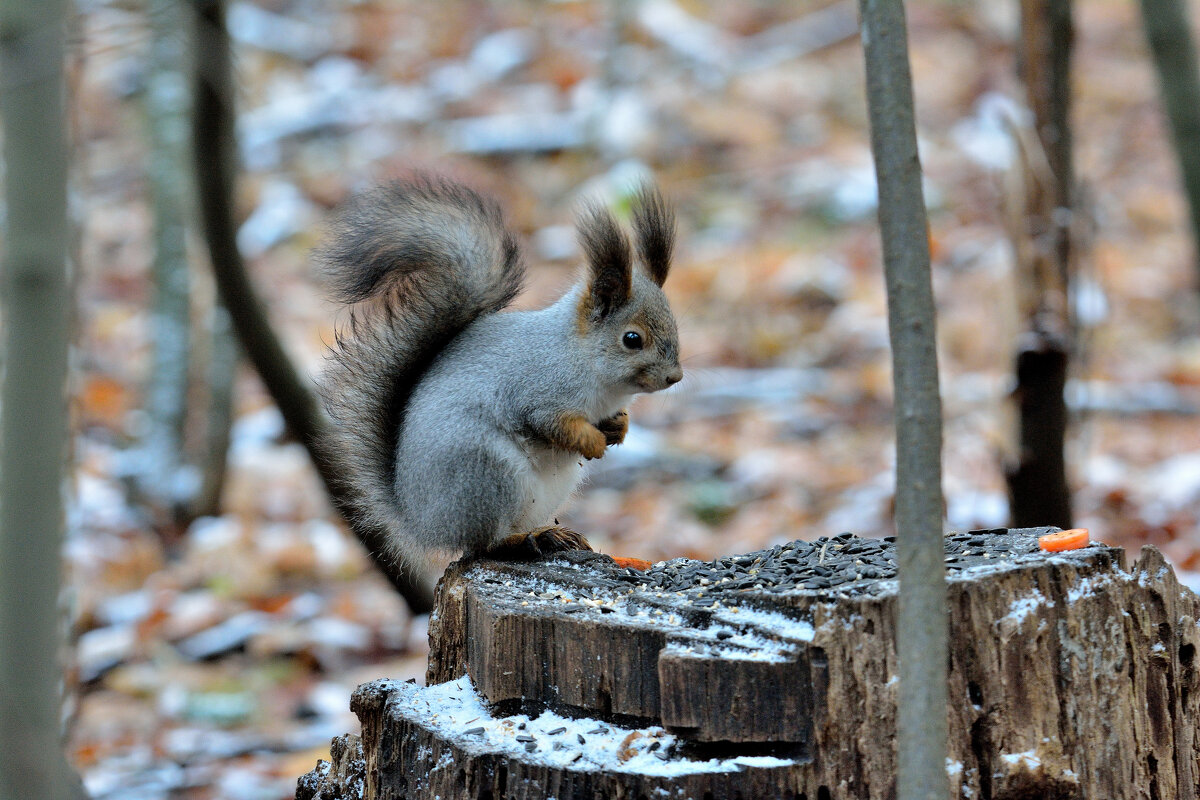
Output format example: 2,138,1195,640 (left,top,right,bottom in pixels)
176,611,270,660
999,750,1040,769
1178,571,1200,595
1147,452,1200,511
394,675,795,776
469,29,538,80
532,225,577,262
483,571,816,666
1071,275,1109,327
946,490,1008,531
661,640,795,664
1068,573,1114,602
237,179,317,258
95,589,154,626
77,623,138,682
187,516,242,552
1001,589,1051,627
949,92,1025,171
70,472,141,532
305,617,370,652
284,592,325,621
443,110,589,155
229,407,286,454
228,2,338,60
714,605,815,642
